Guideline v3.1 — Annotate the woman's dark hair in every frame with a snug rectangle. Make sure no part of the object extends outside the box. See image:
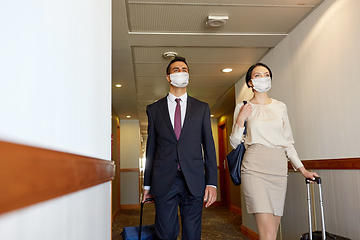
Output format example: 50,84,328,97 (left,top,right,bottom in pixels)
245,63,272,88
166,56,189,75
